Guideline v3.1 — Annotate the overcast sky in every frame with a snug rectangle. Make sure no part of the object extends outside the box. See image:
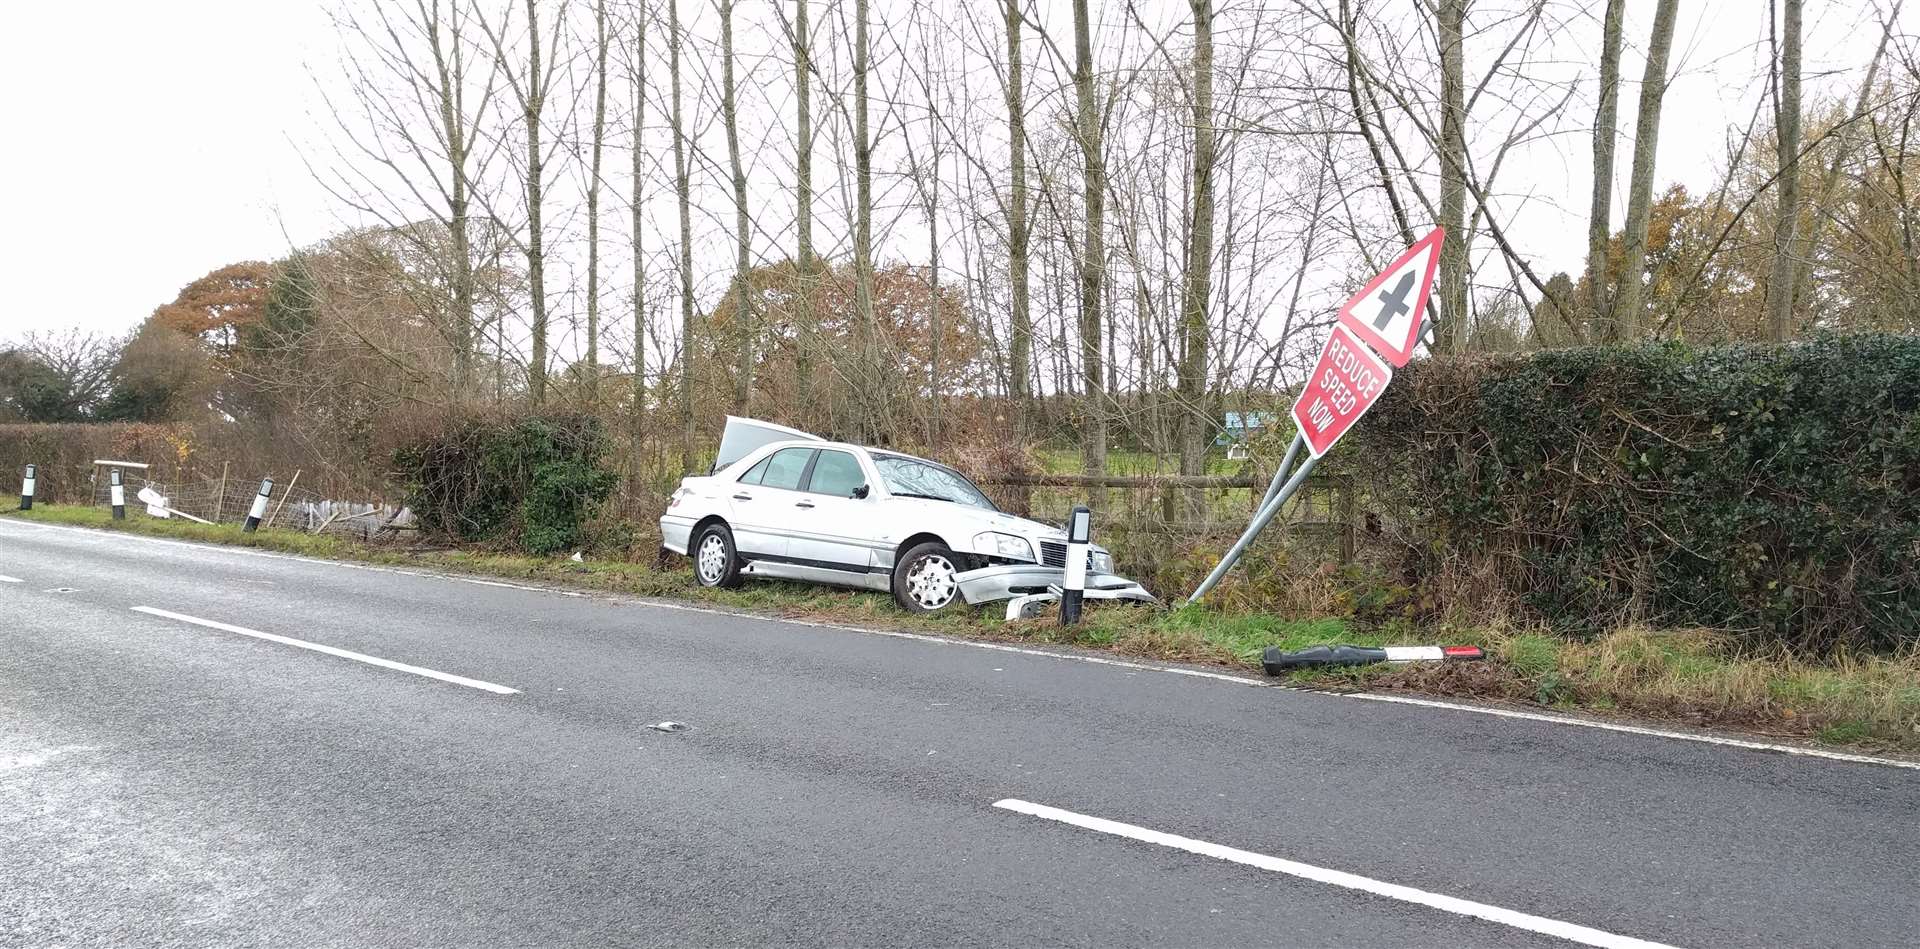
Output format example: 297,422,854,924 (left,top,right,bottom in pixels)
0,0,1901,344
